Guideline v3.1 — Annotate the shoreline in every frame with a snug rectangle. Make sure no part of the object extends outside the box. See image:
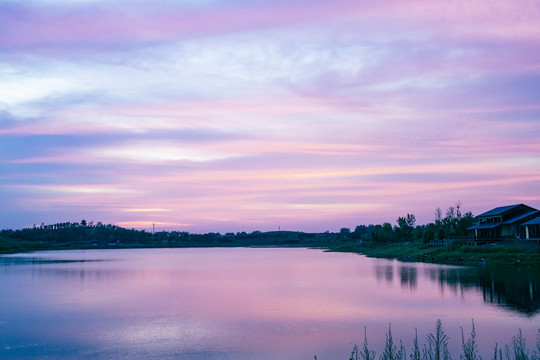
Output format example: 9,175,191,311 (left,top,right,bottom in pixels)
2,236,540,267
325,240,540,267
